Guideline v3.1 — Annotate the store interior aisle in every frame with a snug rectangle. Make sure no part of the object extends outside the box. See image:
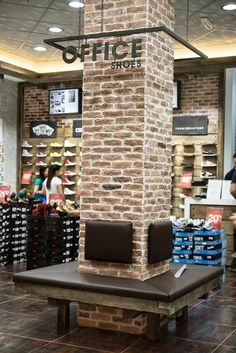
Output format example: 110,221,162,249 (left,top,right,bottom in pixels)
0,265,235,353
